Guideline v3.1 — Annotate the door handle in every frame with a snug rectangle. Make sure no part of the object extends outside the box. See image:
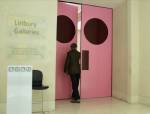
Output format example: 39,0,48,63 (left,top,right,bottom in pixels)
82,50,89,70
